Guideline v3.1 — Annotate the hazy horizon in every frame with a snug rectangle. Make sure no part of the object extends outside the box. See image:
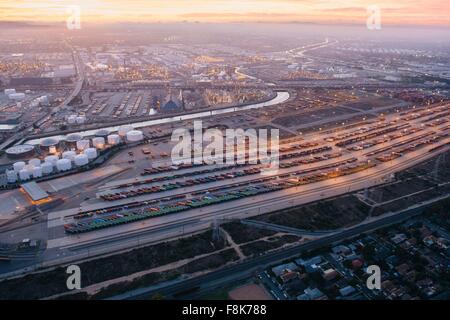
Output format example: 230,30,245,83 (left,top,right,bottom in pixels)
0,0,449,27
